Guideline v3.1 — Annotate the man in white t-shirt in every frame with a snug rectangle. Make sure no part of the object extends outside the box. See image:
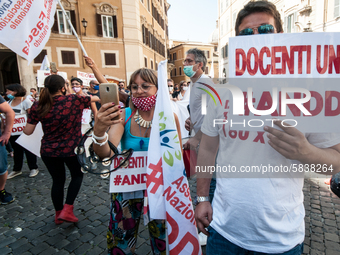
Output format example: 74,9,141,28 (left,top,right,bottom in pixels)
194,1,340,255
